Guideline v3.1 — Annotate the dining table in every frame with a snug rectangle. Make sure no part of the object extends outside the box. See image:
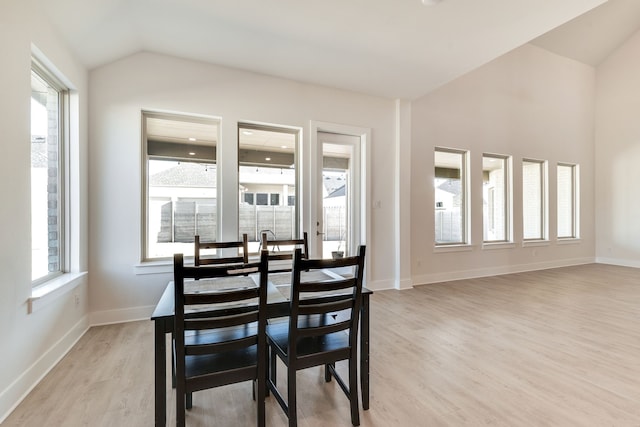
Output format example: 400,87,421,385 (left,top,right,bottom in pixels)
150,269,373,426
